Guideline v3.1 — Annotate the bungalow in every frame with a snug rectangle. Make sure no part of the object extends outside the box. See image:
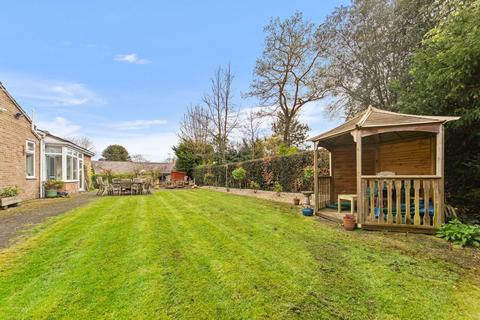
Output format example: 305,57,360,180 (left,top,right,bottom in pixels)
92,160,174,182
0,82,94,200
